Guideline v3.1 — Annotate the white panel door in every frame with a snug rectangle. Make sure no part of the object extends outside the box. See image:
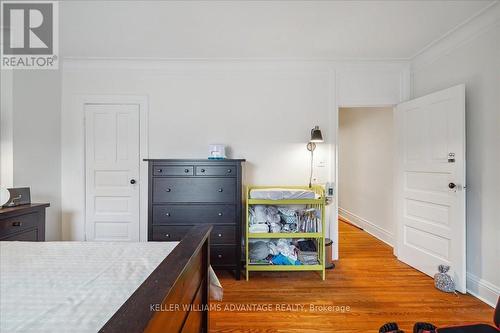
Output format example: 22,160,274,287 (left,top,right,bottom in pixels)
85,104,140,241
395,85,466,293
